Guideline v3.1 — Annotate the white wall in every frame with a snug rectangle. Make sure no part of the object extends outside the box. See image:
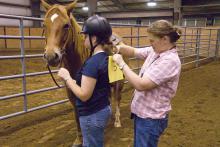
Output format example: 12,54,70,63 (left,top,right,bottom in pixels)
109,18,172,26
0,0,30,6
0,0,33,26
109,19,136,25
182,18,207,27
